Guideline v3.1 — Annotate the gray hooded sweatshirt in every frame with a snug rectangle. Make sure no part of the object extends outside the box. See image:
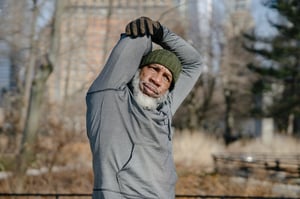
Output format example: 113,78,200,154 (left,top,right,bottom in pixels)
86,26,203,199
